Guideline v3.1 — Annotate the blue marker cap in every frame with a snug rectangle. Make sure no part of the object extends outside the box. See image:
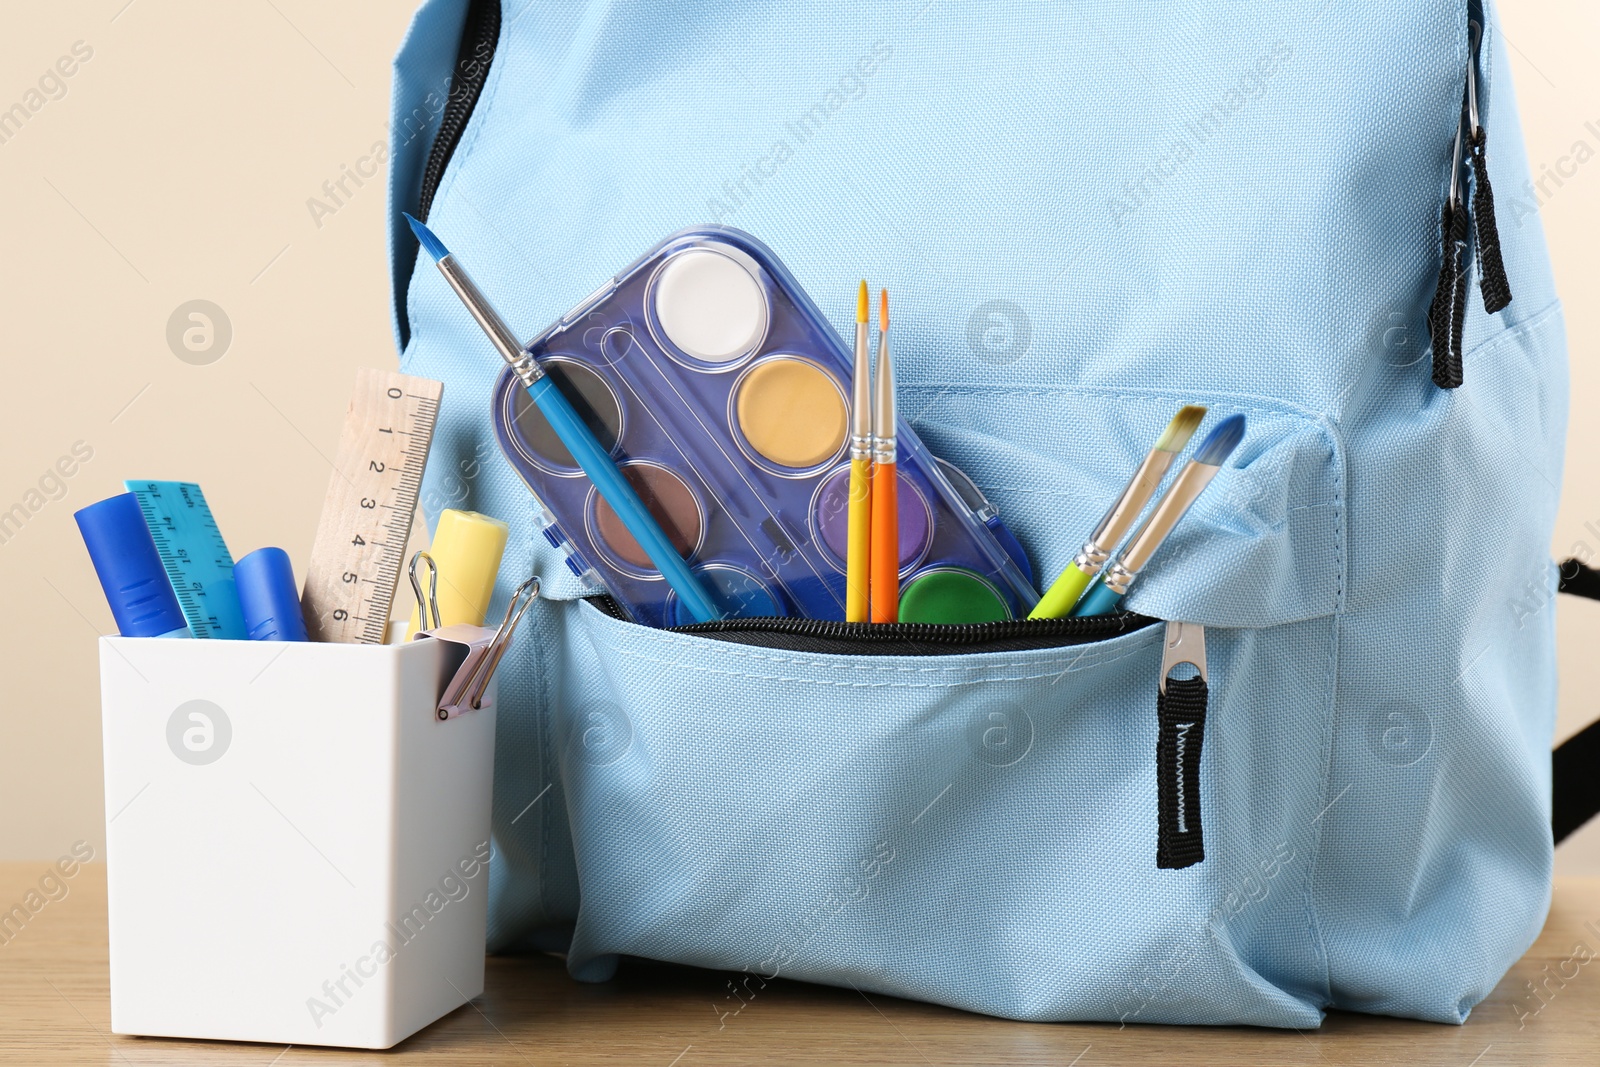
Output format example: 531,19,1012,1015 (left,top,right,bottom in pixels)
235,547,310,642
74,493,189,638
